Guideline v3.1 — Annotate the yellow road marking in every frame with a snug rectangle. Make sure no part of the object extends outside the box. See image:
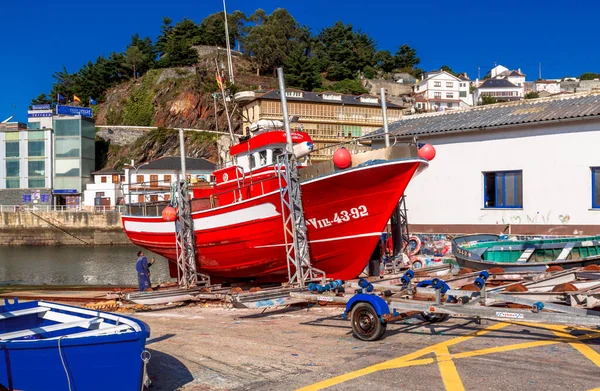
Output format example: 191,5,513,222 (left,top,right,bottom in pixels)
296,322,510,391
297,321,600,391
550,328,600,368
434,346,465,391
